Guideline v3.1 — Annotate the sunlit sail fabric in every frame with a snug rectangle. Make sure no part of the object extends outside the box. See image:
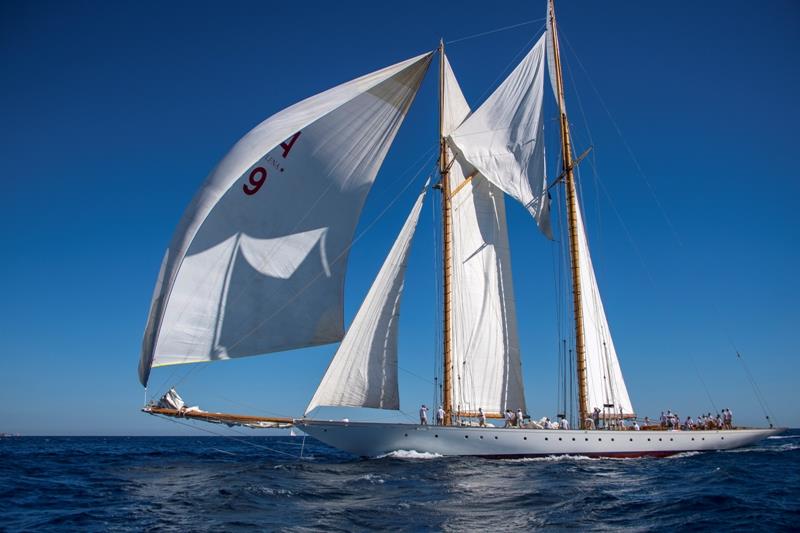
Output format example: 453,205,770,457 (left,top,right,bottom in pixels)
443,56,527,416
448,34,551,239
574,202,634,417
305,185,428,414
138,52,433,386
